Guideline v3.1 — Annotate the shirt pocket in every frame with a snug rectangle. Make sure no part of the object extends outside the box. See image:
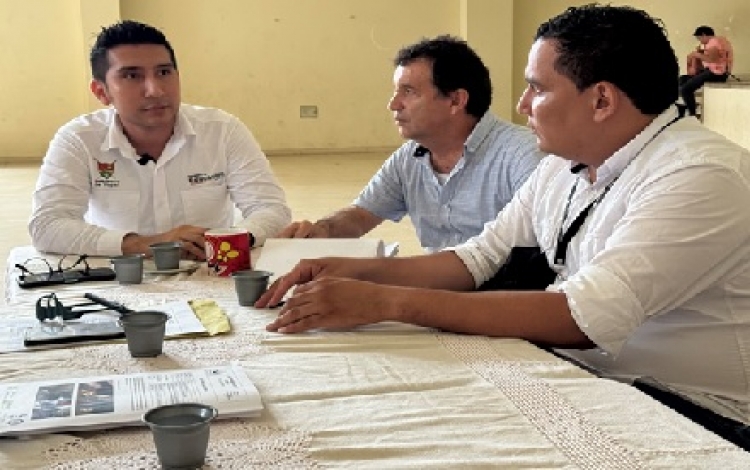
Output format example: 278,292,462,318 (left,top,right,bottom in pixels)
181,185,230,228
87,190,140,231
